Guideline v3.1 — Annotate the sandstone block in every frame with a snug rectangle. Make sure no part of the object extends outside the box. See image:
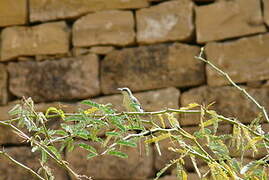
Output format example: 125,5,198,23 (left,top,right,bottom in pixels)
73,10,135,47
1,21,70,61
136,0,194,44
8,54,100,102
101,43,205,94
205,34,269,86
180,86,269,126
93,87,180,112
89,46,115,55
66,141,153,179
195,0,266,43
0,0,27,27
0,147,68,180
0,64,8,105
30,0,149,22
264,0,269,26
